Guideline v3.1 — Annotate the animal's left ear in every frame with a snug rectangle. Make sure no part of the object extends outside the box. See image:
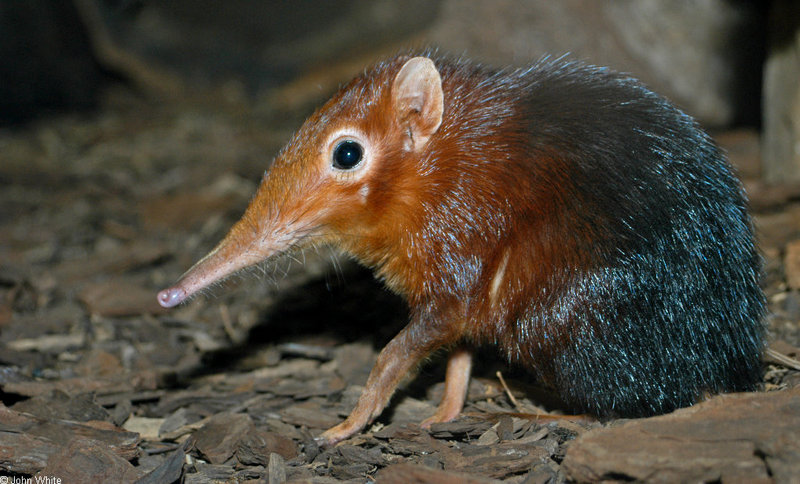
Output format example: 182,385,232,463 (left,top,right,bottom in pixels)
391,57,444,152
